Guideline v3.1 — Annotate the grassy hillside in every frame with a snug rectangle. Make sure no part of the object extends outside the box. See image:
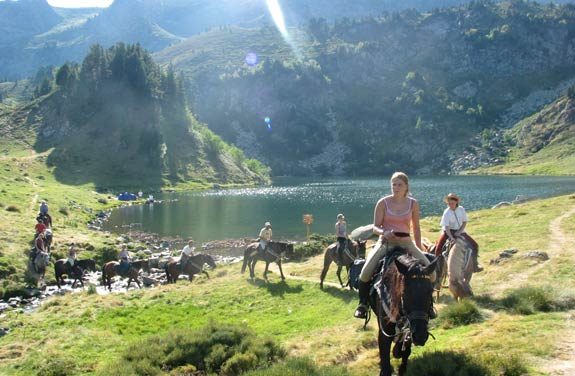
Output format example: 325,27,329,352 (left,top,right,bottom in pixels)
470,95,575,175
0,150,574,375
